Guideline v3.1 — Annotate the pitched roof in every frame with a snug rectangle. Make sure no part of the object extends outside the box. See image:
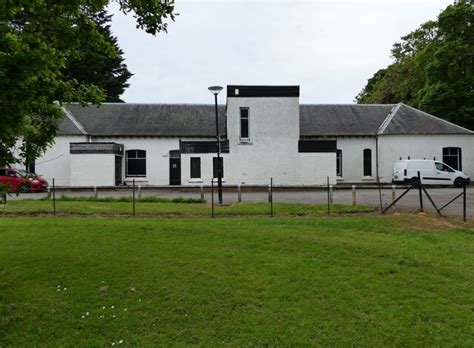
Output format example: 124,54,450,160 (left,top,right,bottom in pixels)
300,103,473,136
58,102,473,138
58,103,226,137
300,104,396,136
